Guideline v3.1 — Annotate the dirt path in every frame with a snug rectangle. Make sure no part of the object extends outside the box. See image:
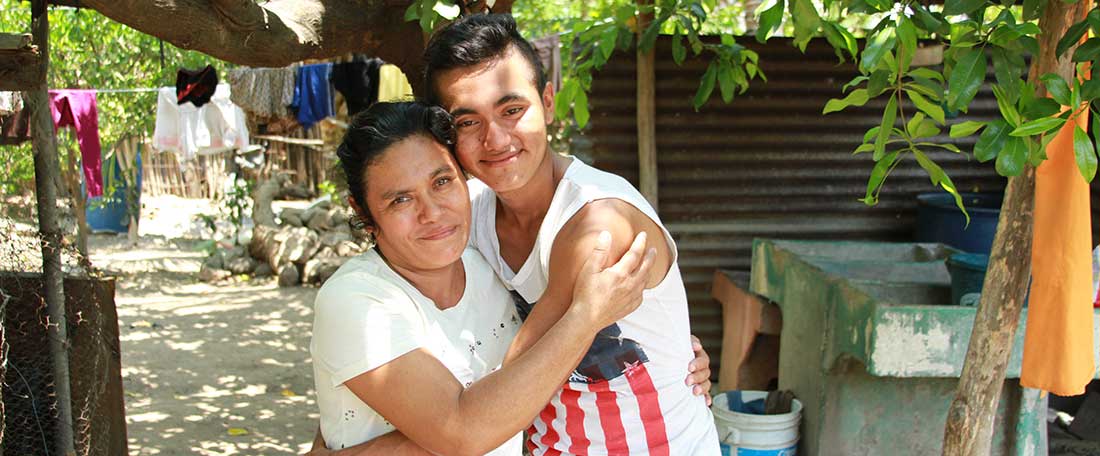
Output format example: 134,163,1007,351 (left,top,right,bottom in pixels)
87,197,320,455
